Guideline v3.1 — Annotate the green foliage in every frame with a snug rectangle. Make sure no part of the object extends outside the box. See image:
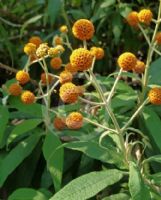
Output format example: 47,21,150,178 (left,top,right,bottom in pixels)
43,131,64,191
128,162,151,200
50,169,123,200
8,188,51,200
